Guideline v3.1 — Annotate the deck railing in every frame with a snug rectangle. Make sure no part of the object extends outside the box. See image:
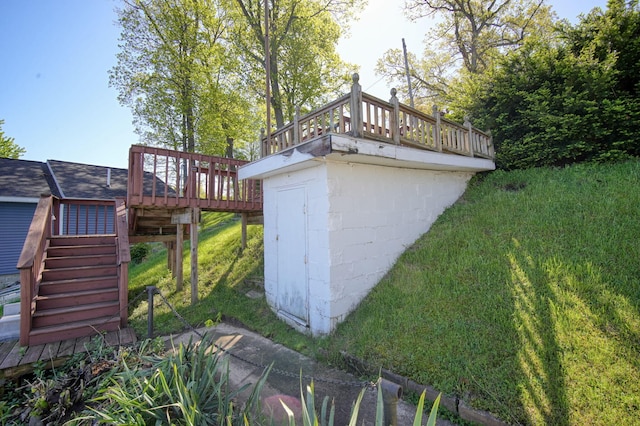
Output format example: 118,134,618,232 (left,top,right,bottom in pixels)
127,145,262,212
115,198,130,327
263,74,494,160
